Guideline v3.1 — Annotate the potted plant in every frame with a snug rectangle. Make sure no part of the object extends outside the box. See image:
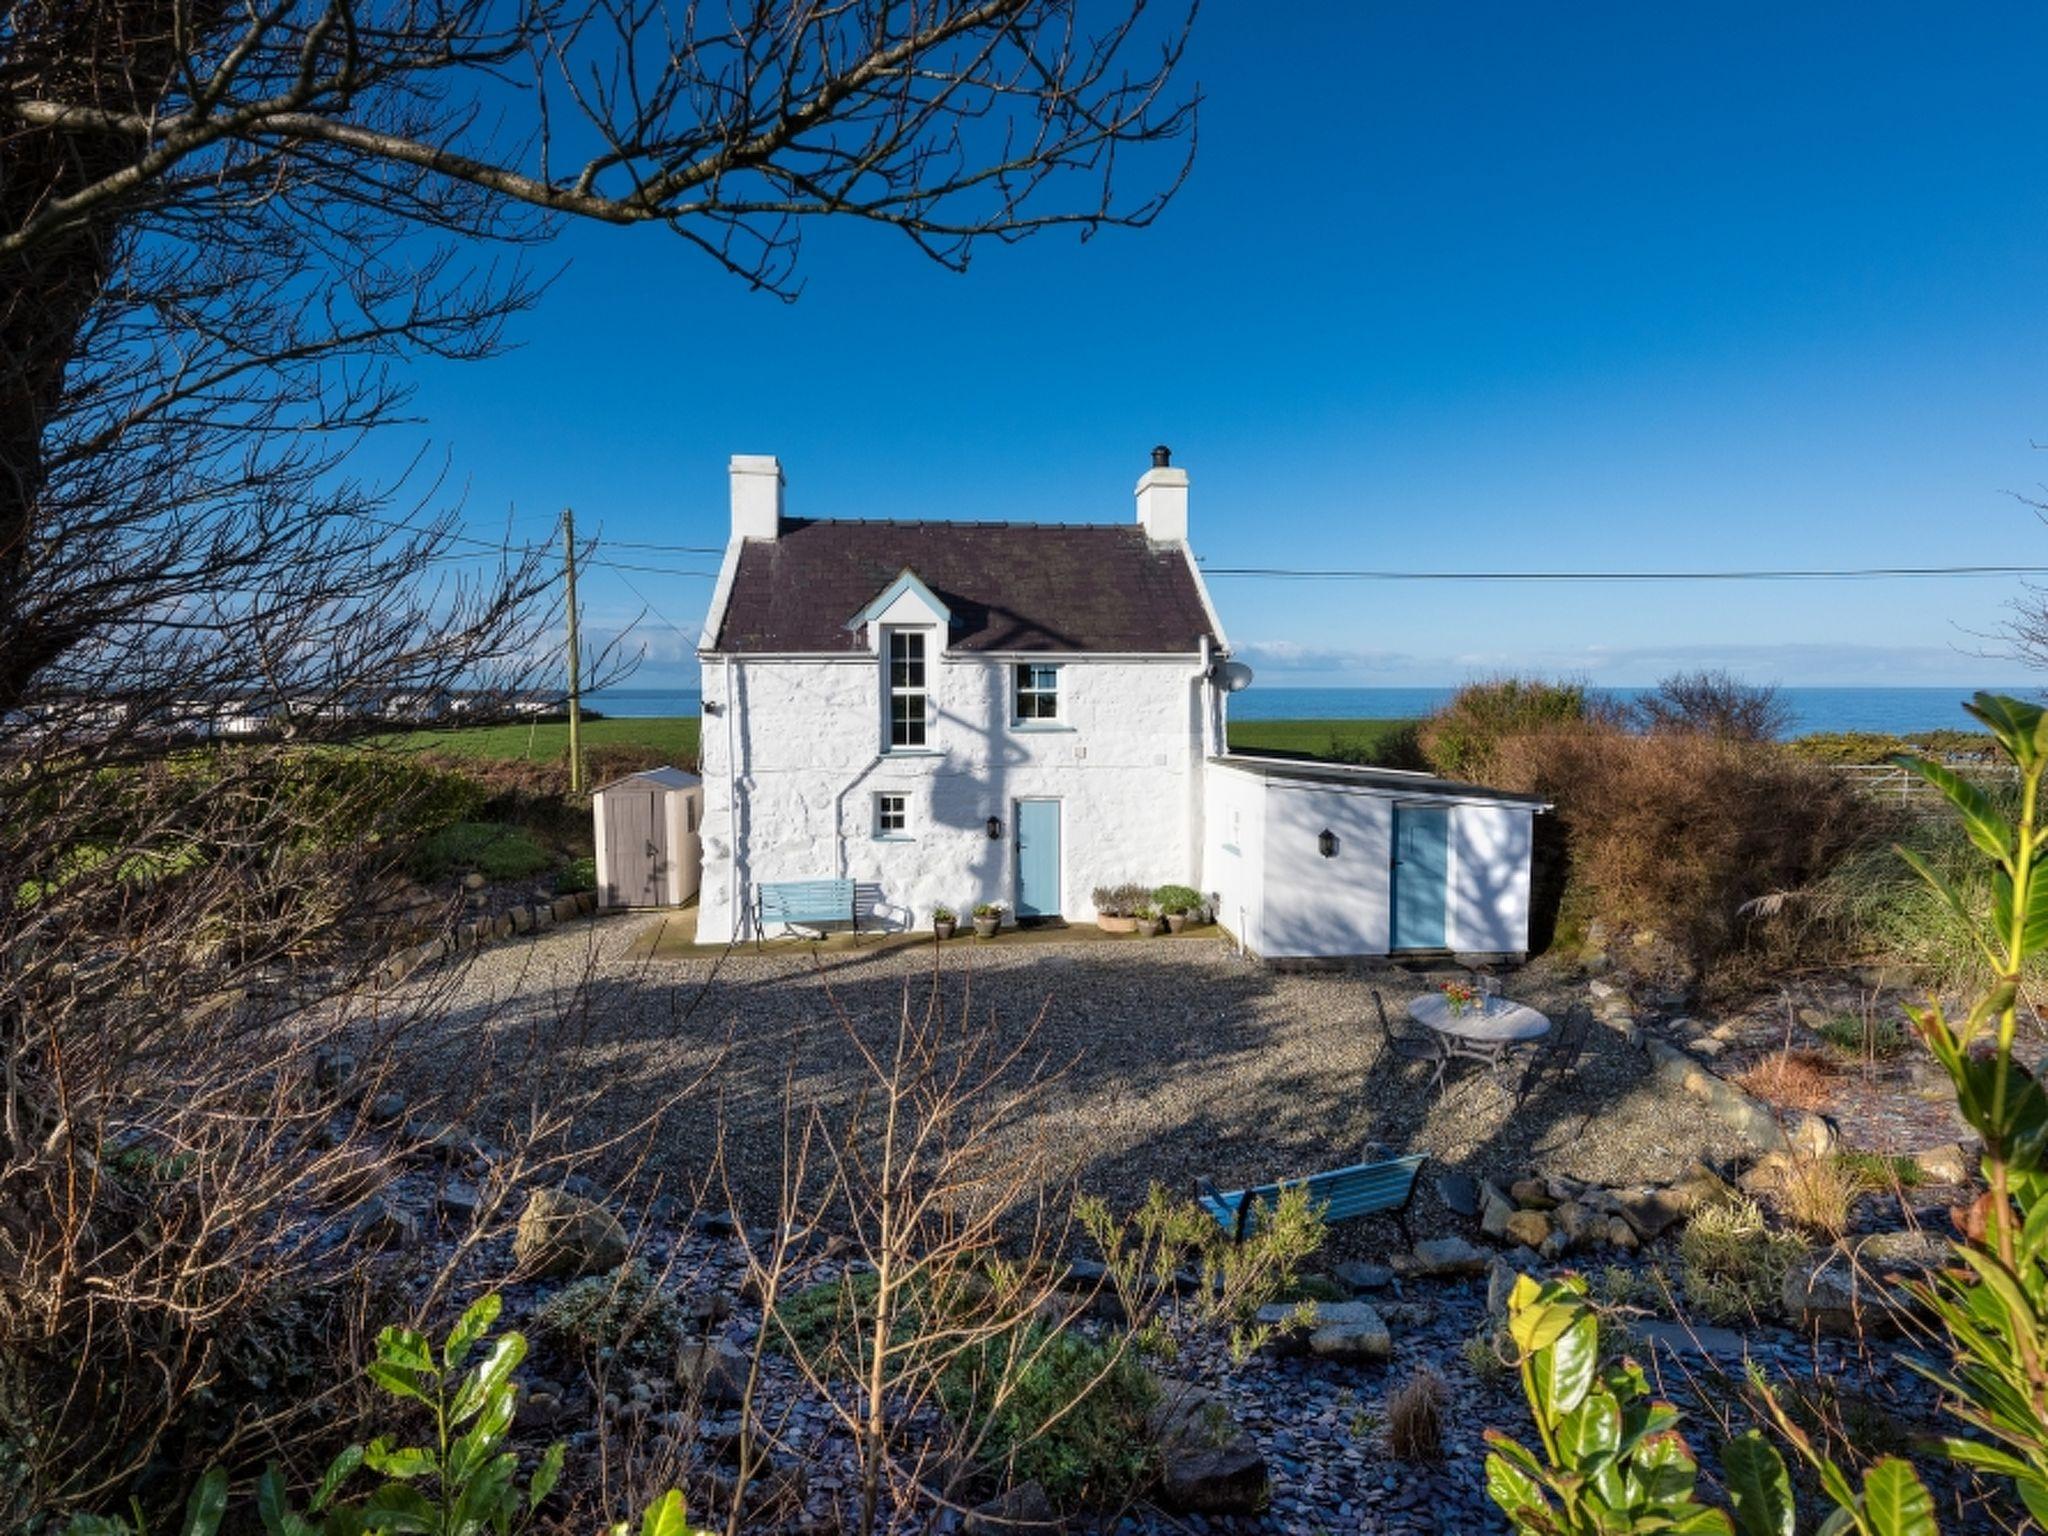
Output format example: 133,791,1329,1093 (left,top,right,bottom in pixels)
1135,902,1165,938
1091,881,1146,934
1154,883,1202,934
972,901,1003,938
932,905,957,941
